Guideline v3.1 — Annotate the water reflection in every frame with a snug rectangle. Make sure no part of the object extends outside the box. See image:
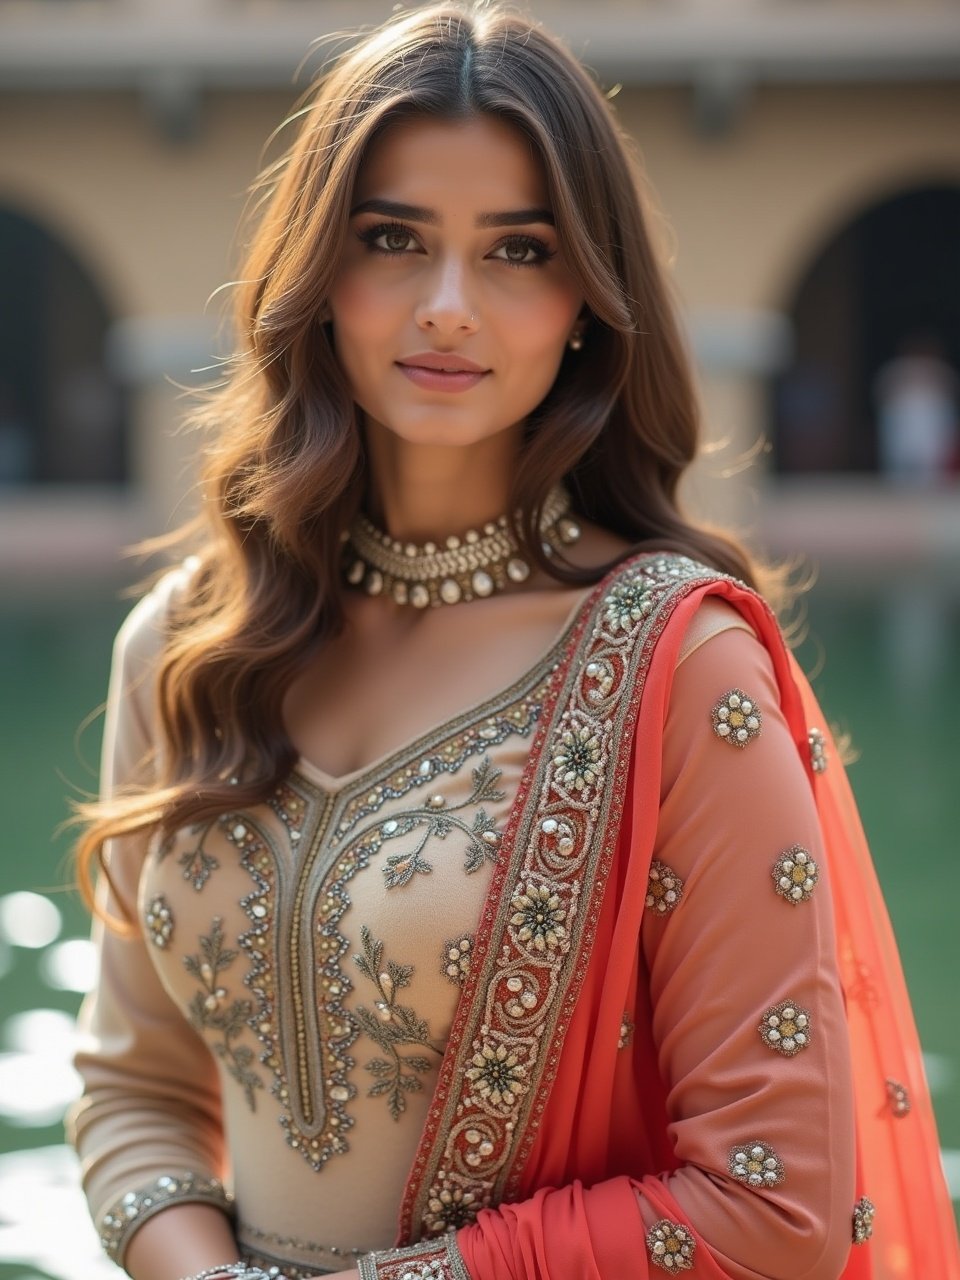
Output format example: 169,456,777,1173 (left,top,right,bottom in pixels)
0,894,62,950
40,939,98,994
0,1009,81,1128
